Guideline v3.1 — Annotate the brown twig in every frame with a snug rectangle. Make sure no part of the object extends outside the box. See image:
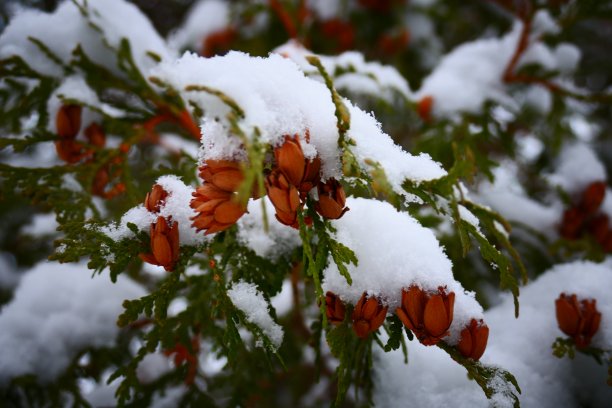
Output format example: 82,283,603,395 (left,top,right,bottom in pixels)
500,4,612,104
502,17,532,83
269,0,298,39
